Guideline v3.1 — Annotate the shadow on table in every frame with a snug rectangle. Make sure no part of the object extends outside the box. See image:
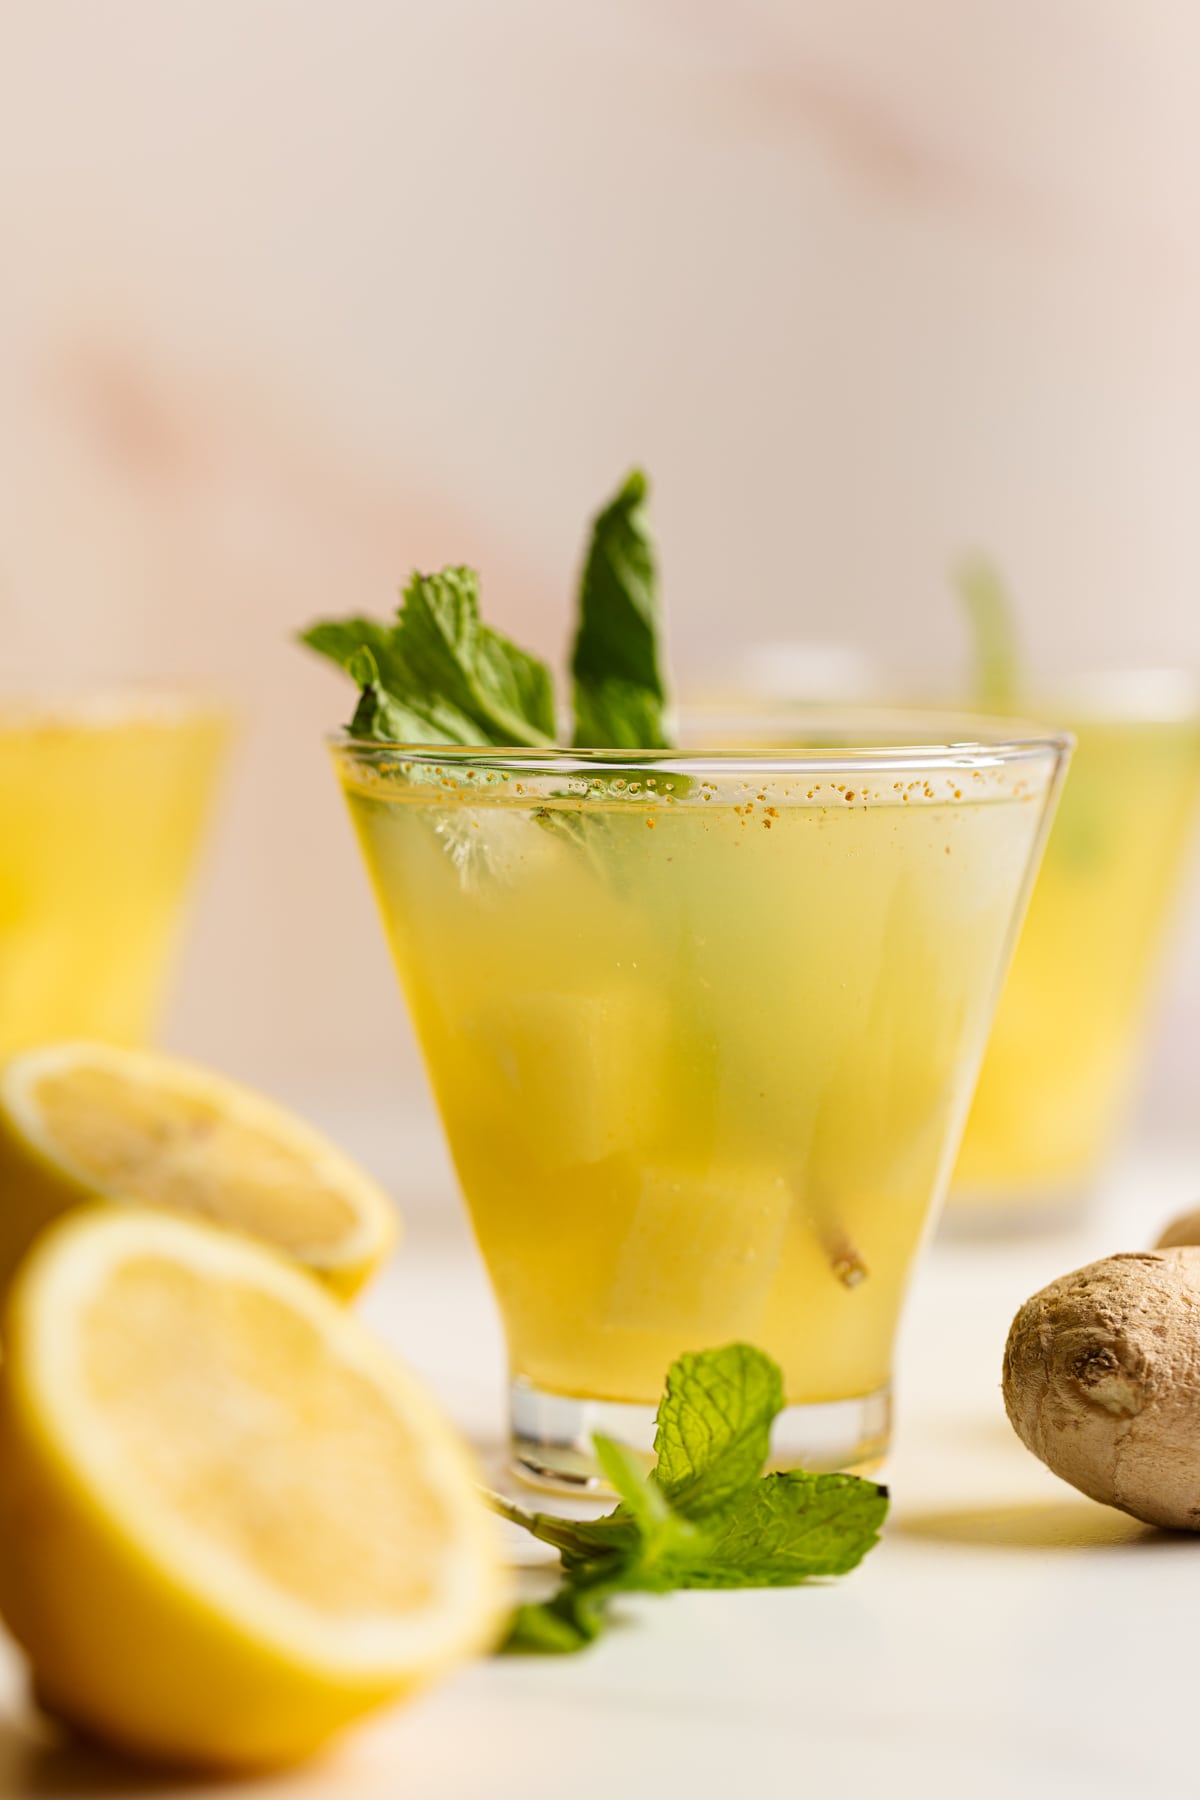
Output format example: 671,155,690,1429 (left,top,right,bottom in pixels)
0,1709,263,1796
894,1499,1169,1551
